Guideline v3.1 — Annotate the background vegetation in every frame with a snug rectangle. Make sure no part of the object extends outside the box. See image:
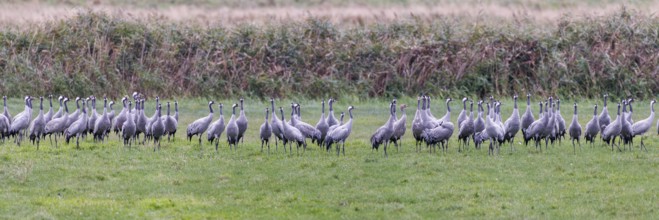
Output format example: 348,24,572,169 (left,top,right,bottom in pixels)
1,9,657,100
